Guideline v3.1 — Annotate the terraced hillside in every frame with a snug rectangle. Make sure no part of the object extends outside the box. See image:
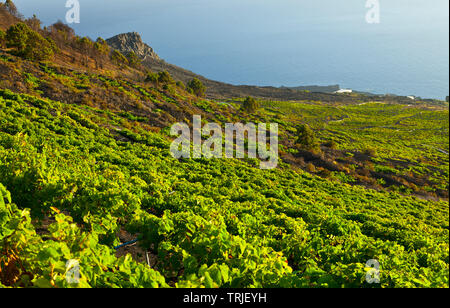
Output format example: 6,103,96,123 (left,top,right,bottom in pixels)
0,4,448,288
0,88,448,288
